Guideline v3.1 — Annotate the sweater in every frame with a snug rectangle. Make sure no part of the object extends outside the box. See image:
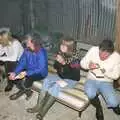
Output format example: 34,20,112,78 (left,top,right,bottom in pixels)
14,48,48,78
54,49,81,81
54,61,80,81
0,40,23,62
80,46,120,82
